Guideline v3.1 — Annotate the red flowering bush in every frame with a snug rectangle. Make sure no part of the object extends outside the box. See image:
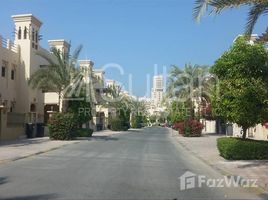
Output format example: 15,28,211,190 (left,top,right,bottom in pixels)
172,122,181,130
176,119,204,137
201,103,214,120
